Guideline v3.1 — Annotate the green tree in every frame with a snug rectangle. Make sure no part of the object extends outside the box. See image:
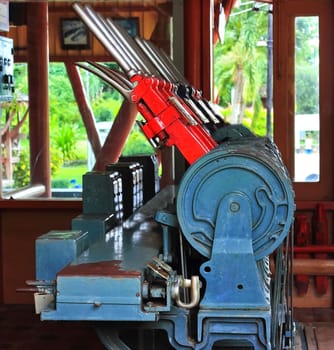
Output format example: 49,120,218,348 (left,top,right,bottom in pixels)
295,17,319,114
53,123,79,163
214,2,268,129
122,129,154,156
